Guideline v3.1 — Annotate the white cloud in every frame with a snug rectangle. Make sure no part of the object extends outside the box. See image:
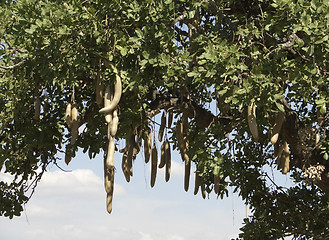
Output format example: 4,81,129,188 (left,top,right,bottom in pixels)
36,169,125,198
0,171,14,183
139,232,153,240
168,235,185,240
0,166,245,240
